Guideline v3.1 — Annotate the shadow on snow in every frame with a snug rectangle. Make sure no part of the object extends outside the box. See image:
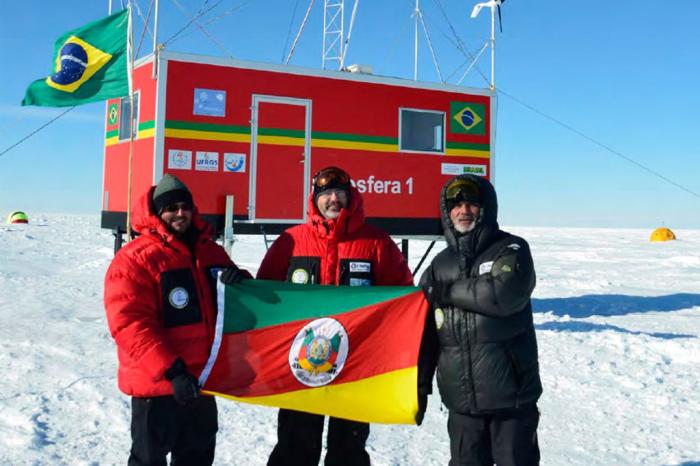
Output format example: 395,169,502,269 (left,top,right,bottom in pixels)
532,293,700,318
535,320,695,340
532,293,700,339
